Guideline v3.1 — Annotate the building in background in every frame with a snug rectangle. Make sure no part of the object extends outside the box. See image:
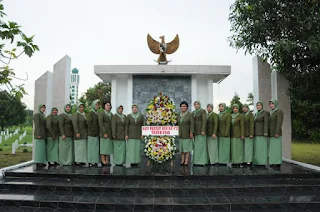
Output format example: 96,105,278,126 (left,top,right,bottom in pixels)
70,67,80,105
